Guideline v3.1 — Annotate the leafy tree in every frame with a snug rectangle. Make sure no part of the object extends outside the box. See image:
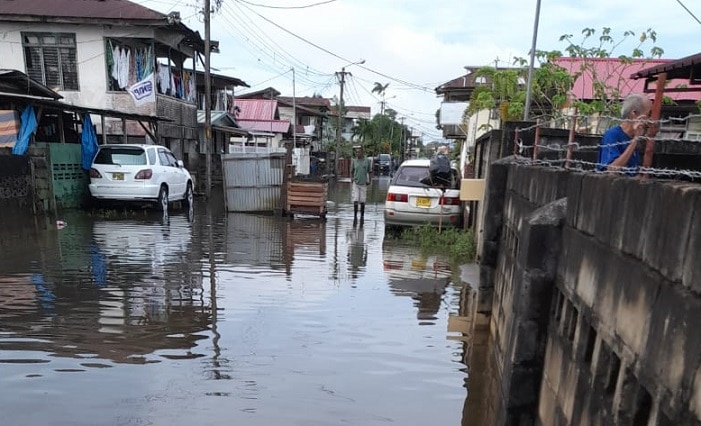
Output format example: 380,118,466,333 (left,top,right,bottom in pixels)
467,27,664,128
351,112,409,157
